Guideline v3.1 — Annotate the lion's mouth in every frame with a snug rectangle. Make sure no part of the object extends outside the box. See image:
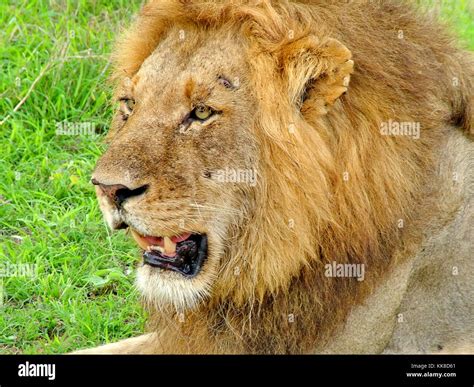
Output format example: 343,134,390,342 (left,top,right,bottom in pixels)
131,230,208,277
